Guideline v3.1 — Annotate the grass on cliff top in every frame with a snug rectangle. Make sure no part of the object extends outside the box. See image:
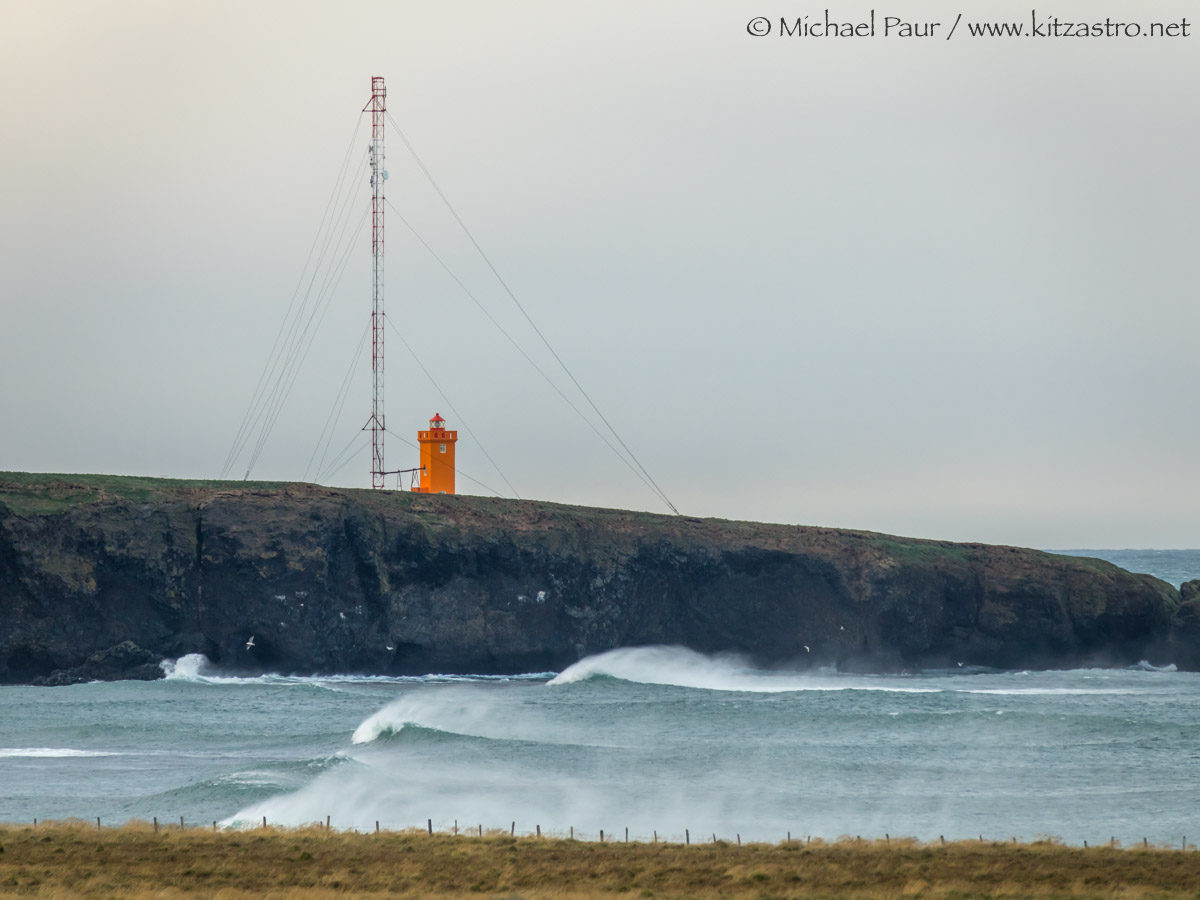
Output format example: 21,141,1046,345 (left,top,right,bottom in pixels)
0,471,289,516
2,823,1199,900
